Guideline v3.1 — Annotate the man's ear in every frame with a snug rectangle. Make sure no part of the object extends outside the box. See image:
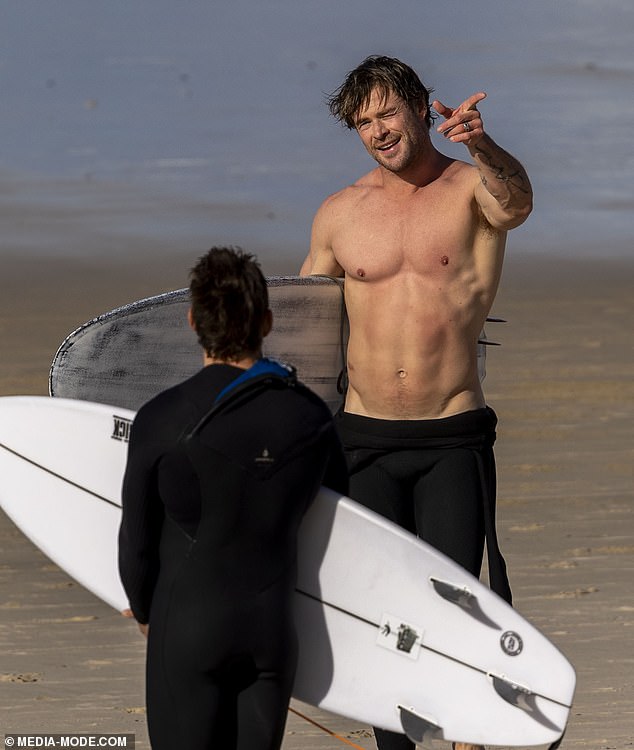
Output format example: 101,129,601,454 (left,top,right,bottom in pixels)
187,307,196,331
262,309,273,339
